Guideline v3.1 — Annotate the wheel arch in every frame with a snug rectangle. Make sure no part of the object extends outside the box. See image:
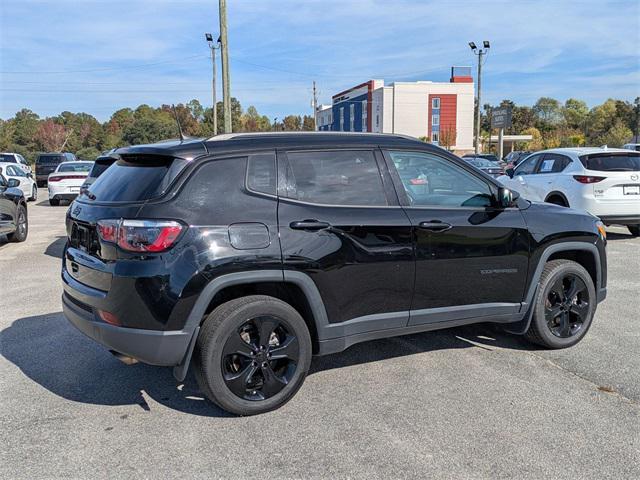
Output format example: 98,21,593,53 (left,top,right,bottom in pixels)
506,242,602,335
544,191,569,207
174,270,329,381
